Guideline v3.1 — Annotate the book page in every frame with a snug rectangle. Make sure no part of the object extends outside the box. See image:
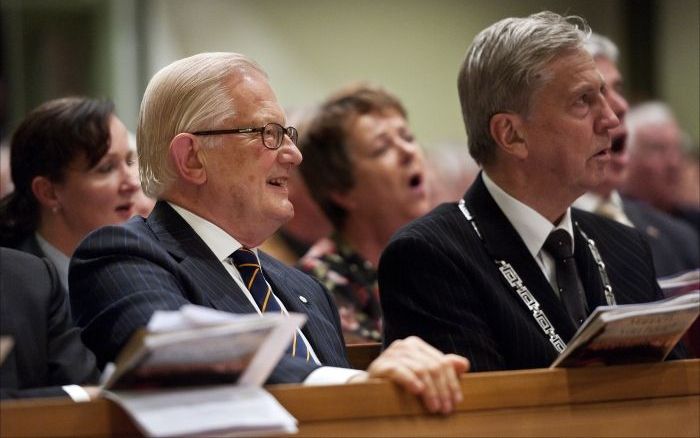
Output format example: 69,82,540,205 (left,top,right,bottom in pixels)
105,385,297,437
551,292,700,368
